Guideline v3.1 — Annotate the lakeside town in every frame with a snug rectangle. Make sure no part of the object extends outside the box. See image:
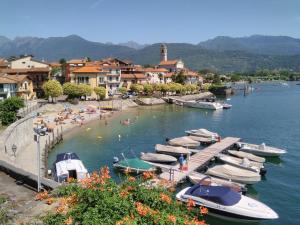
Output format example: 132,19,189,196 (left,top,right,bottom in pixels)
2,1,300,224
0,43,292,225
